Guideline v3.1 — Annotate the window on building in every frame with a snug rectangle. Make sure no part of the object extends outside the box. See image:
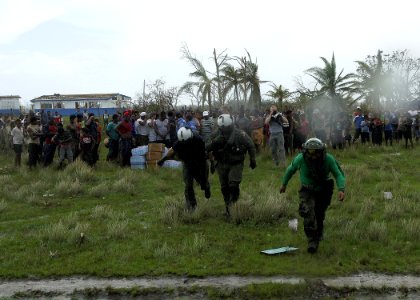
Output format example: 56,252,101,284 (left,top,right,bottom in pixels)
40,103,53,109
75,102,79,109
89,102,100,108
53,102,64,109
